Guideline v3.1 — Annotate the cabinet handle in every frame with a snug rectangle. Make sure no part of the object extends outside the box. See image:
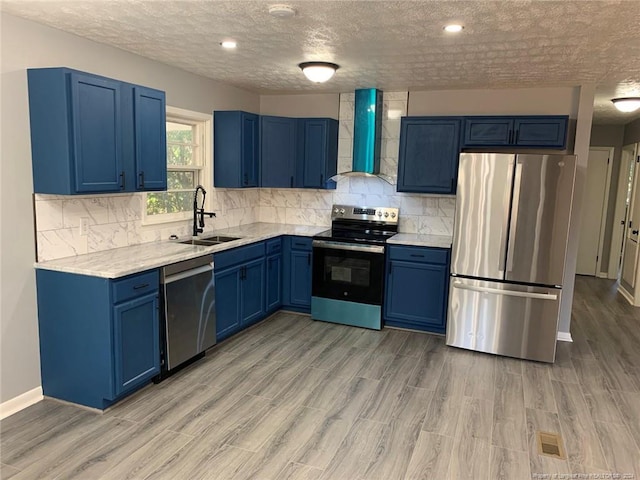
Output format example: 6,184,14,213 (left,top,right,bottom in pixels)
138,171,145,188
320,174,324,185
244,173,248,185
133,283,149,290
410,254,425,258
307,253,311,266
290,176,294,188
120,171,125,190
515,130,519,144
508,130,513,144
451,178,455,192
633,230,639,235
